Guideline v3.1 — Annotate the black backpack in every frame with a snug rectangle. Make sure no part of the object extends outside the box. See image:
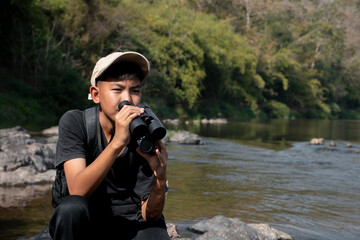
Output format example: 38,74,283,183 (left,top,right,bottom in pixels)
51,106,100,208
